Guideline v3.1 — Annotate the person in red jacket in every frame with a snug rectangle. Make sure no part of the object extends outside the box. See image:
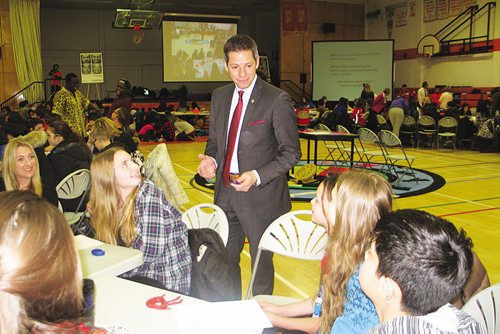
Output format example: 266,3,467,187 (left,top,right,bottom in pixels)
367,88,390,132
